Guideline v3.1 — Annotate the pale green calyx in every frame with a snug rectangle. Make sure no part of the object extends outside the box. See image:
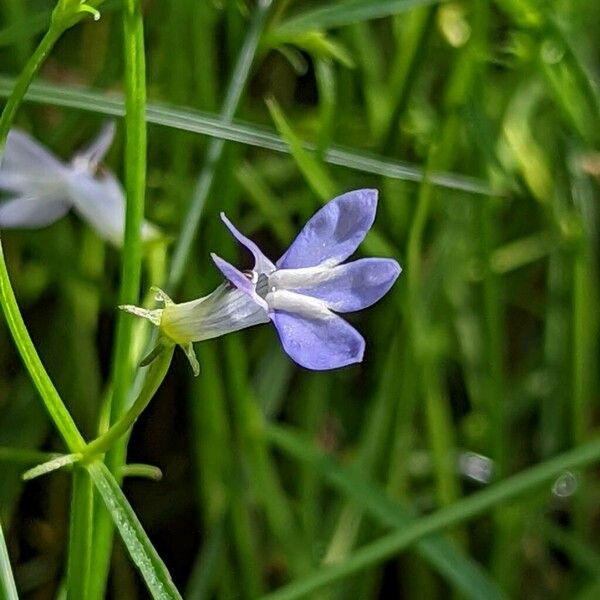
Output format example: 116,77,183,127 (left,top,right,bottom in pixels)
120,284,270,376
52,0,101,27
